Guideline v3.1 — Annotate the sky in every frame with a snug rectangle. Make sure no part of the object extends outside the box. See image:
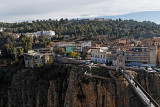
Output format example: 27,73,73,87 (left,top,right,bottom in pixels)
0,0,160,23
